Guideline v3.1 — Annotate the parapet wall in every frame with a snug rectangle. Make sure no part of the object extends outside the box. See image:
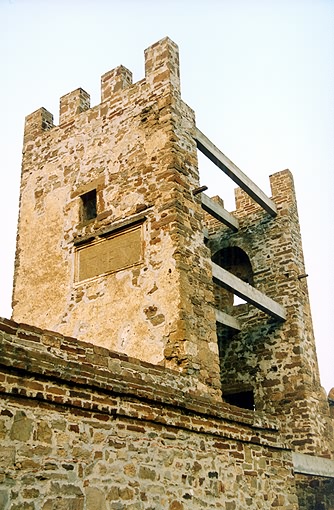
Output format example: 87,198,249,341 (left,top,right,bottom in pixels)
0,318,300,509
23,37,181,143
